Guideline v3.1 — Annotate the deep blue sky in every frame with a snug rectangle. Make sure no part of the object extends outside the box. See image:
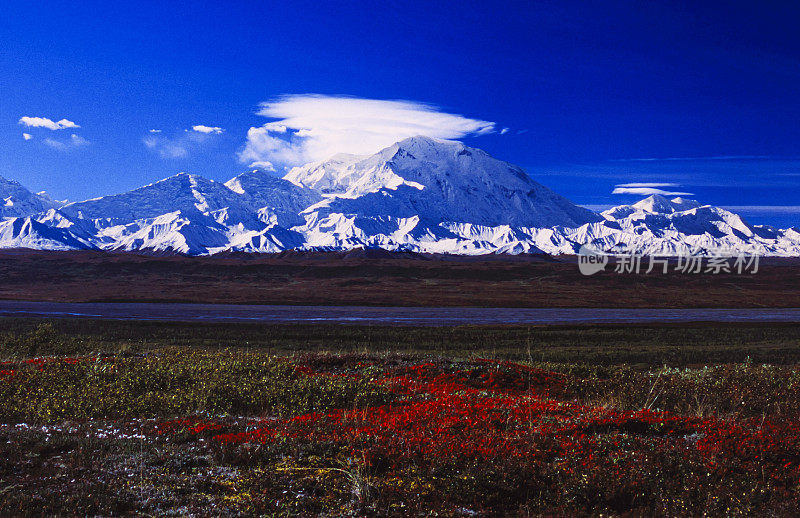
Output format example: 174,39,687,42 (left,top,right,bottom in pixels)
2,0,799,226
